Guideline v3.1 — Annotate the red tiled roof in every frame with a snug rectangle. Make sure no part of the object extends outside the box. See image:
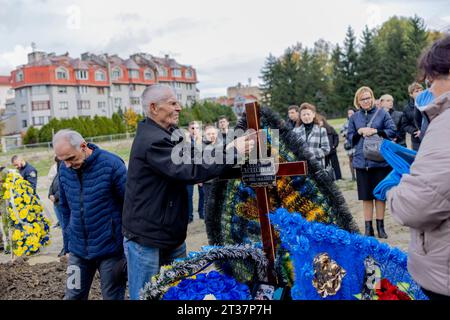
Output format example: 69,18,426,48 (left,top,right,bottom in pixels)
0,75,11,85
